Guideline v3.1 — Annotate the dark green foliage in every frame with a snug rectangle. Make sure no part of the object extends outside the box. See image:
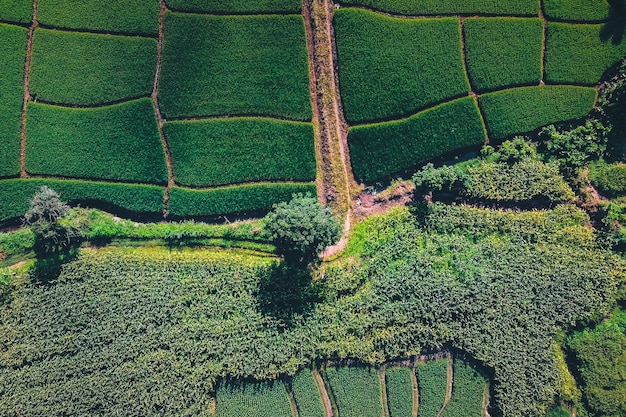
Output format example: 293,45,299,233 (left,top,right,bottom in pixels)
264,193,341,263
216,380,293,417
386,367,414,417
325,367,381,417
348,97,486,182
339,0,539,16
30,29,156,105
25,99,168,184
164,0,301,13
291,369,325,417
37,0,160,35
0,23,27,177
412,163,466,194
543,0,612,21
0,229,35,261
159,13,311,120
567,308,626,417
589,160,626,197
164,118,316,187
546,406,572,417
167,183,317,217
463,18,543,92
441,360,486,417
23,186,78,251
597,59,626,159
0,0,32,24
0,179,165,221
546,23,626,85
334,9,469,124
416,360,448,417
479,86,597,139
